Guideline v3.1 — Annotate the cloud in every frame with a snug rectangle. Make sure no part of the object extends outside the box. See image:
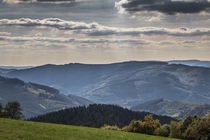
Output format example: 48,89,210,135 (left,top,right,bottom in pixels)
0,18,99,30
115,0,210,15
0,32,11,36
2,0,75,4
1,18,210,37
0,35,149,45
